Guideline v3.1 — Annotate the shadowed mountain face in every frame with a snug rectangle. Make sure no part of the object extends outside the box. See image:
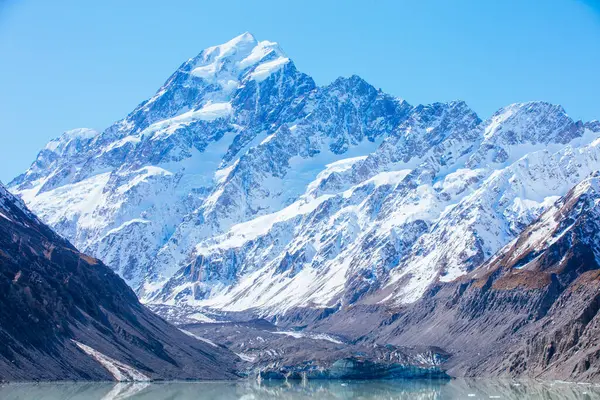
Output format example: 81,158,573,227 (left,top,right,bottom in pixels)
0,183,239,381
